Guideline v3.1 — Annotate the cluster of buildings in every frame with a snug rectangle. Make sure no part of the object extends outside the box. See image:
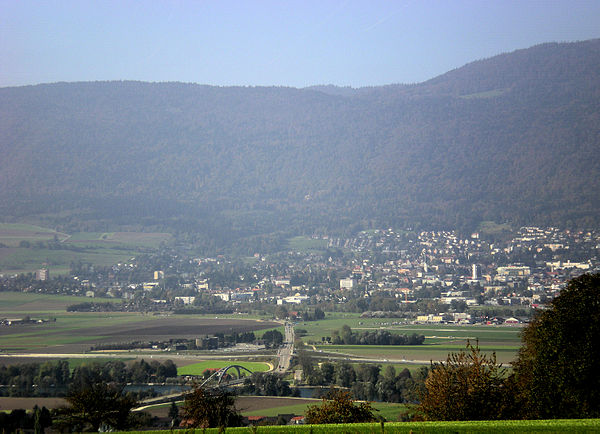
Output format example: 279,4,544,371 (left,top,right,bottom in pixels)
6,226,599,320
